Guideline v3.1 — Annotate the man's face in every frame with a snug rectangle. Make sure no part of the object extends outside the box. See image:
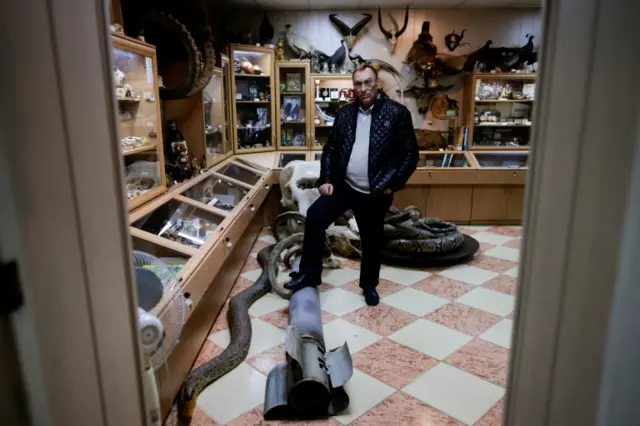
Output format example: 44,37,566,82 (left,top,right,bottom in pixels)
353,68,379,107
